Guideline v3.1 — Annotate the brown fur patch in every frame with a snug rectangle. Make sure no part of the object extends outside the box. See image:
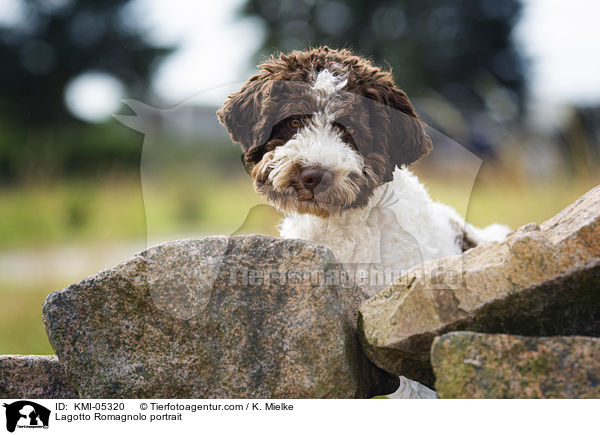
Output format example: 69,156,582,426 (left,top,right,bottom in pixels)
450,219,478,252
